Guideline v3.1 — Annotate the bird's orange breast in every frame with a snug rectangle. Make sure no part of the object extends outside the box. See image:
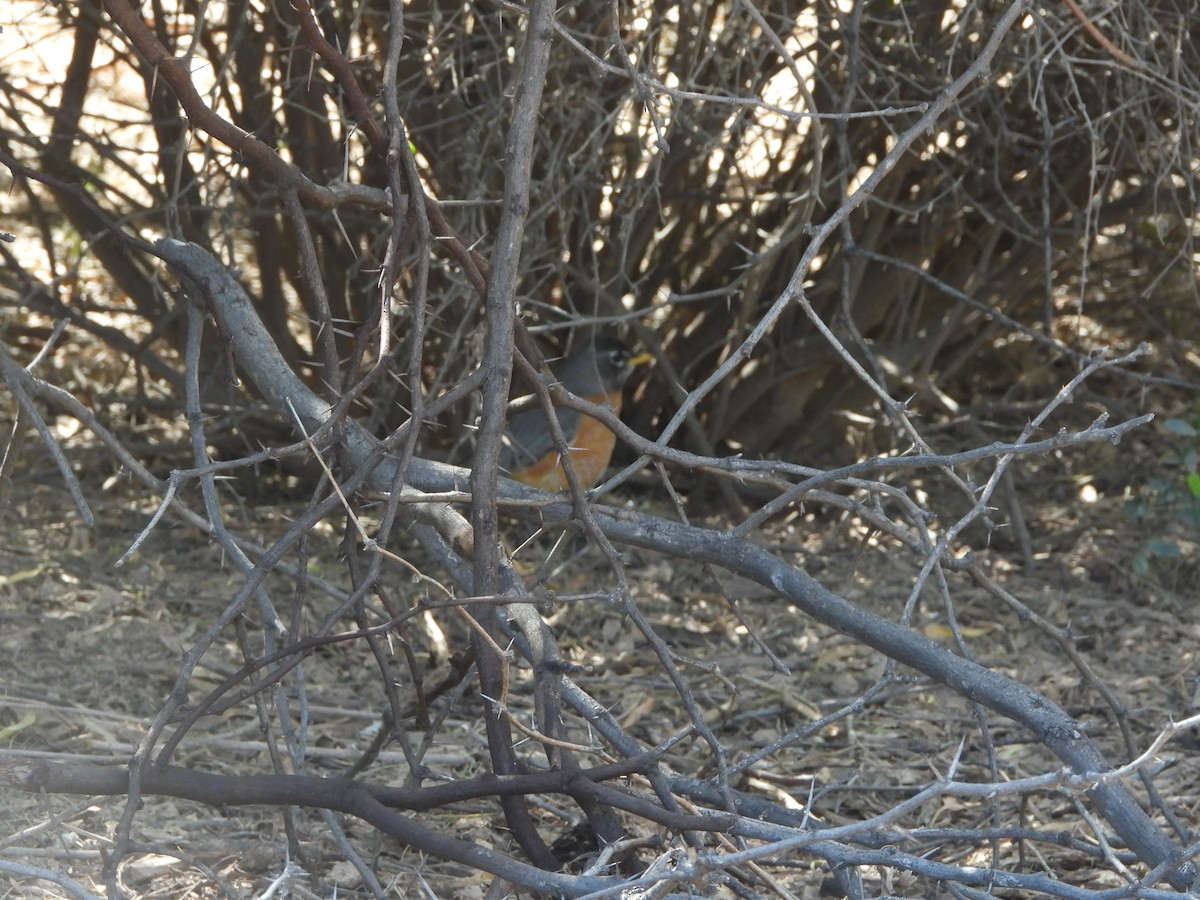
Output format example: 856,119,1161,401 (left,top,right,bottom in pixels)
511,395,622,491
